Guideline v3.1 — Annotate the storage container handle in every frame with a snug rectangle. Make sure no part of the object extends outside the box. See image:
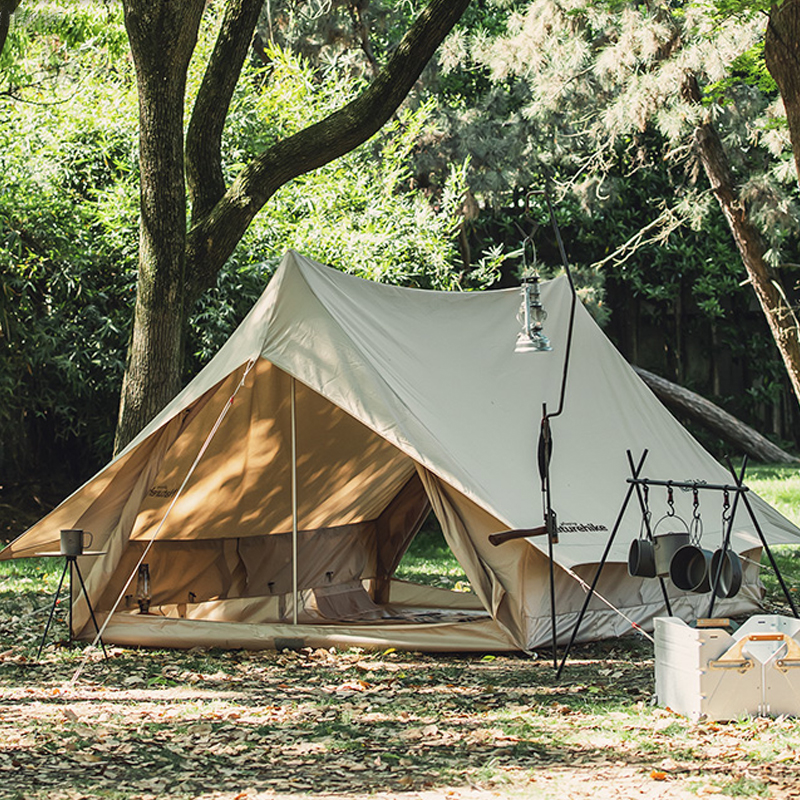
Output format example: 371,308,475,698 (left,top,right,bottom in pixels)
709,632,800,672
